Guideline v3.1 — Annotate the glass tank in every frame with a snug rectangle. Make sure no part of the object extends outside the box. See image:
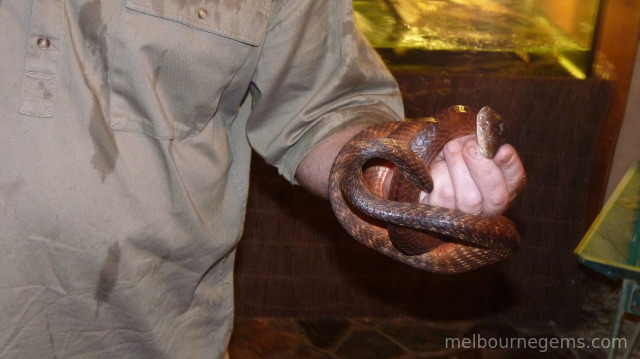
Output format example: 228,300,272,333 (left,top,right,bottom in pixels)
354,0,603,78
